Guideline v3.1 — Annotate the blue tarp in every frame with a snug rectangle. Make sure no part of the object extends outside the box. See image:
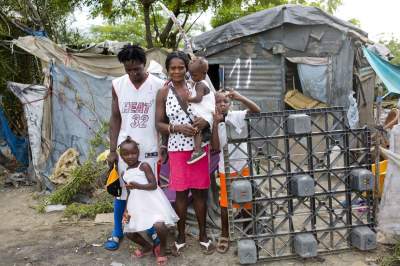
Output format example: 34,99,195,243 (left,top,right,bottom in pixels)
363,47,400,97
0,108,29,166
